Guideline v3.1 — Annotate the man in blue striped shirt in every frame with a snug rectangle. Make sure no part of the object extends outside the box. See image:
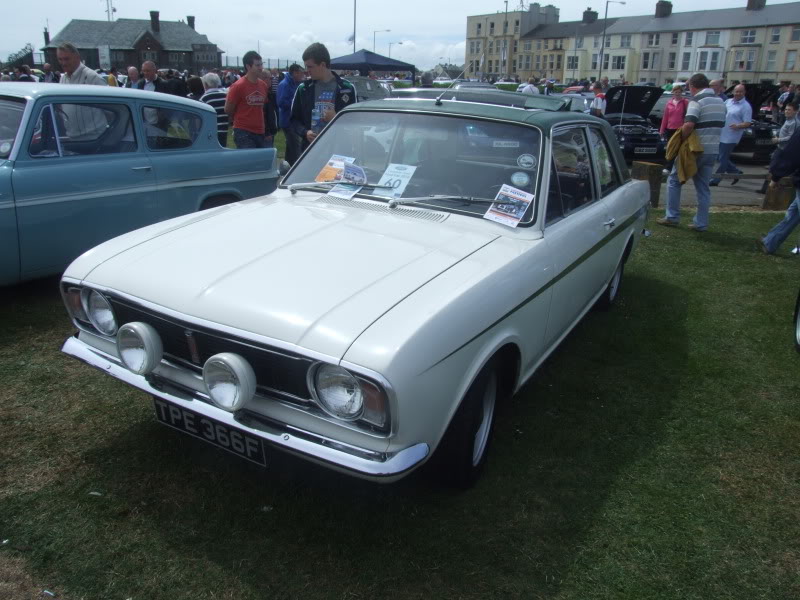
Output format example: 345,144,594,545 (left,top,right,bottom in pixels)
657,73,726,232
